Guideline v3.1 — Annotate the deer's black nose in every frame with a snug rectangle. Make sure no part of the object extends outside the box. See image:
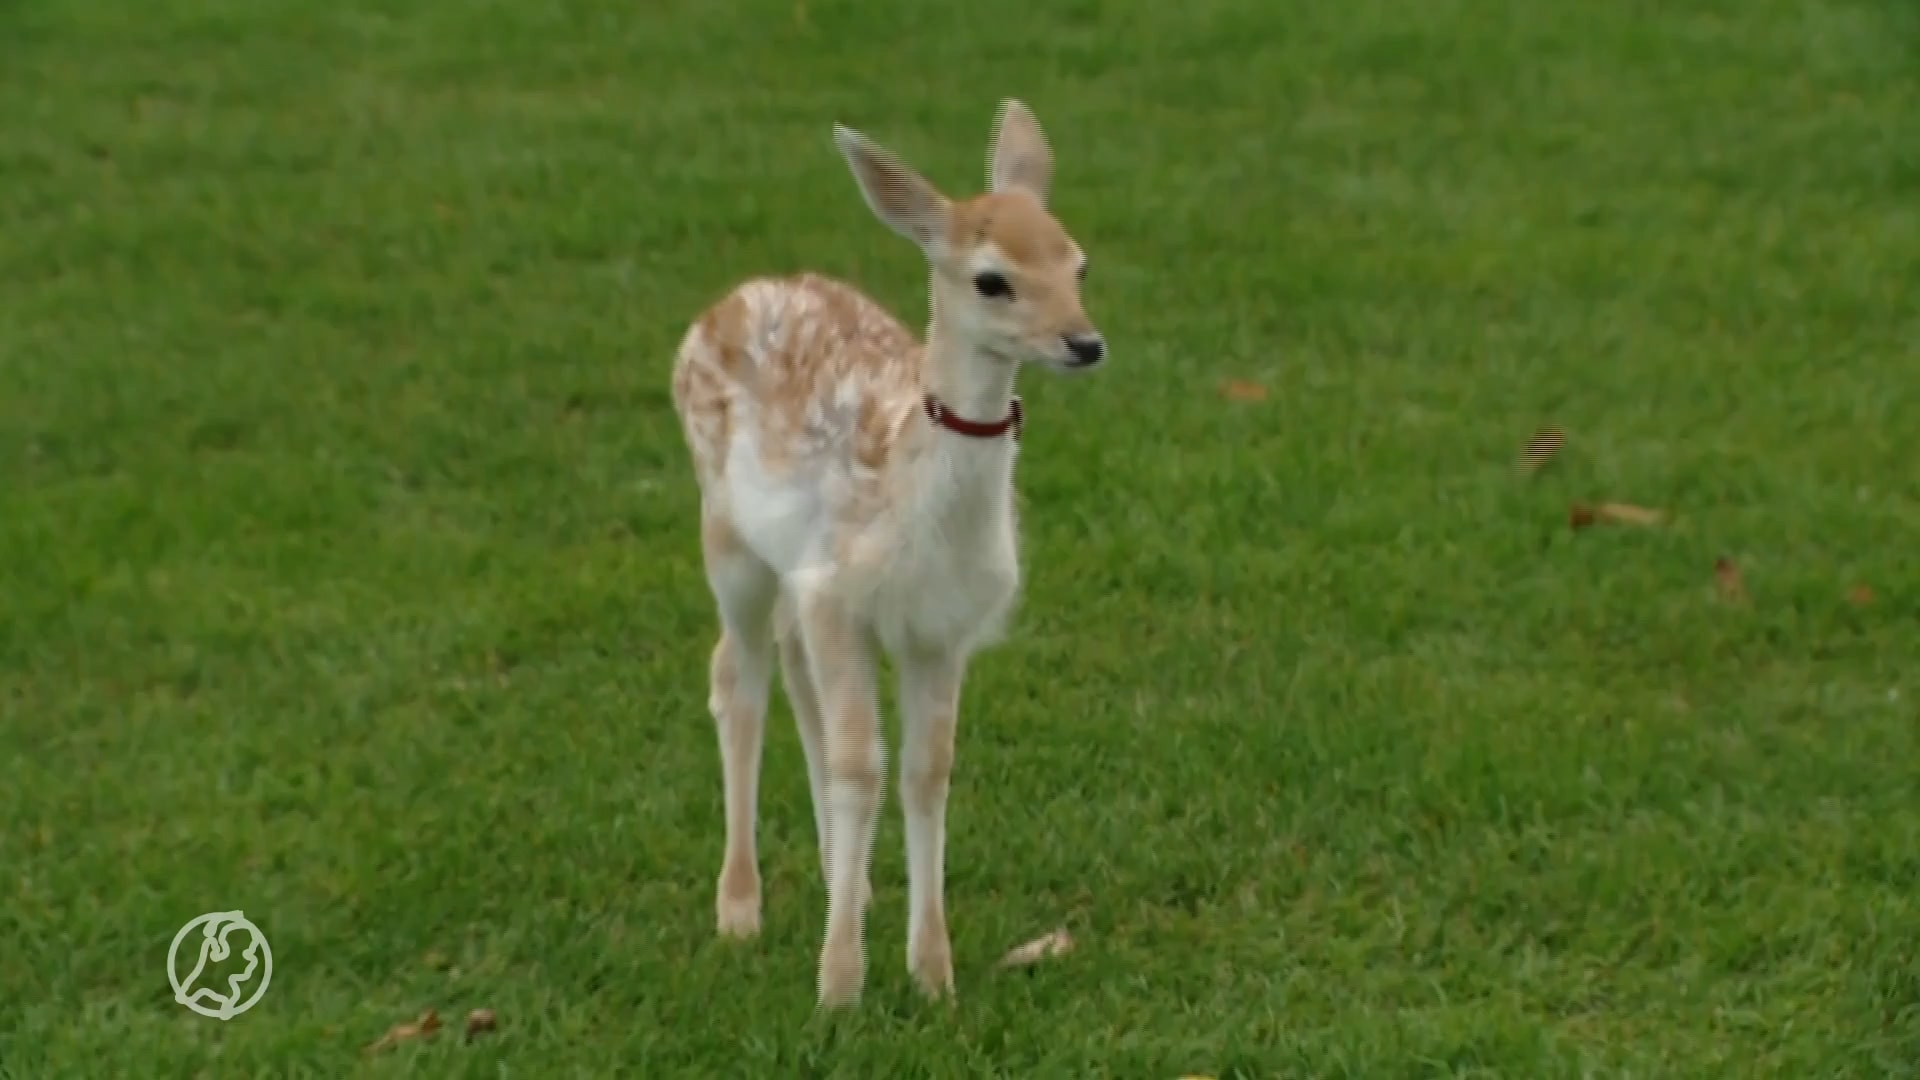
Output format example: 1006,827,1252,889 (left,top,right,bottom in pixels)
1064,333,1105,366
